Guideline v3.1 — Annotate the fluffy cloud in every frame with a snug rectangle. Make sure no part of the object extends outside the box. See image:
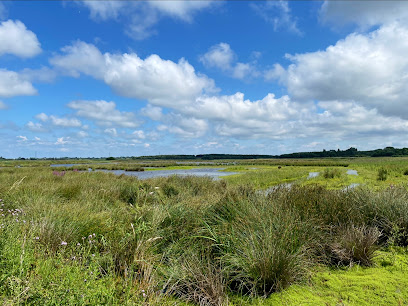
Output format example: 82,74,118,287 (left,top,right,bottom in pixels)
68,100,140,128
200,43,235,70
77,131,88,138
49,116,82,128
33,113,81,128
187,93,303,123
26,121,47,132
200,43,258,79
132,130,146,139
51,41,216,107
20,67,57,83
103,54,215,106
251,1,301,35
81,1,125,20
148,1,215,21
184,93,308,139
0,20,41,58
104,128,117,137
17,135,28,142
35,113,49,122
80,1,216,40
153,90,408,142
50,41,105,78
272,22,408,118
0,69,37,98
320,1,408,29
55,137,69,145
160,114,208,138
141,104,163,121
